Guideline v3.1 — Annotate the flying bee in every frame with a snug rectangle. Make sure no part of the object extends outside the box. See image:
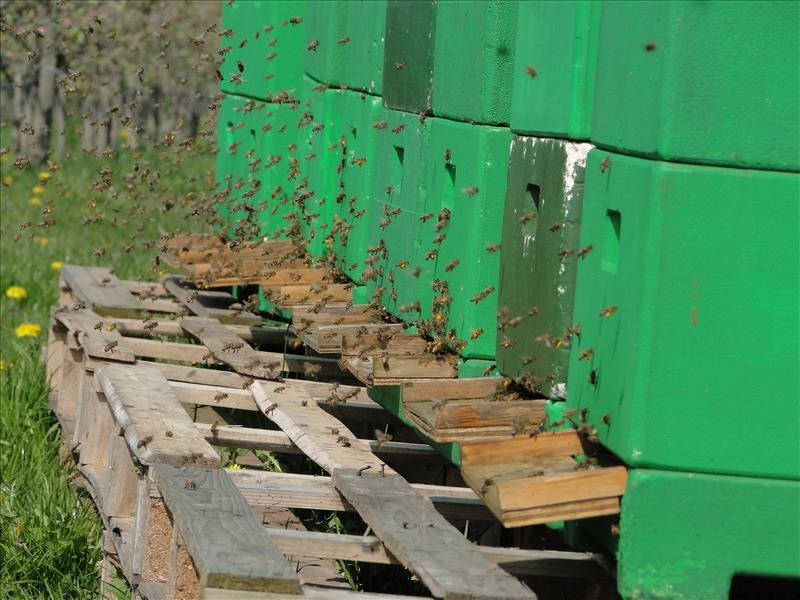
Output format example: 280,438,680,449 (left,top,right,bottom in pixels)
461,186,479,197
372,120,387,130
391,124,405,134
443,148,451,162
444,259,460,272
419,212,434,223
599,305,618,318
337,36,350,44
425,249,437,261
307,39,319,51
470,328,484,340
577,245,594,259
600,157,611,173
501,337,515,348
519,212,536,225
395,62,406,70
486,243,501,253
525,65,537,78
374,427,393,449
471,286,495,304
549,222,564,232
